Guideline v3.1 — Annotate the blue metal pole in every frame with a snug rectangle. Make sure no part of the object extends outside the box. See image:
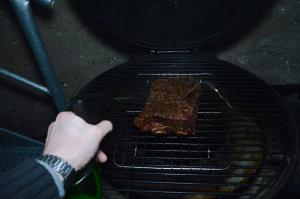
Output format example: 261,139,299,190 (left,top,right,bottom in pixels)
9,0,67,111
32,0,55,7
0,67,50,95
